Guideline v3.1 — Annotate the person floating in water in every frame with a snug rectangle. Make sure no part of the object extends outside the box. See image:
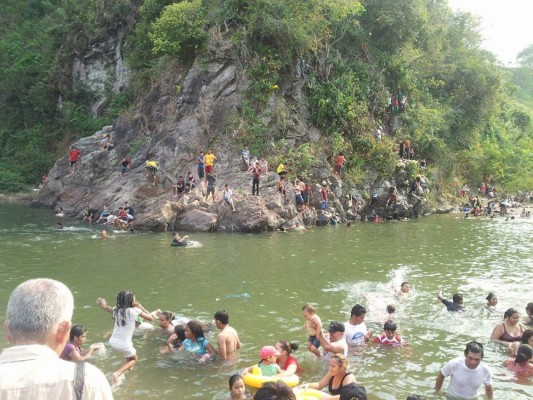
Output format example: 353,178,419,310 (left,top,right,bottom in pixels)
172,232,189,246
